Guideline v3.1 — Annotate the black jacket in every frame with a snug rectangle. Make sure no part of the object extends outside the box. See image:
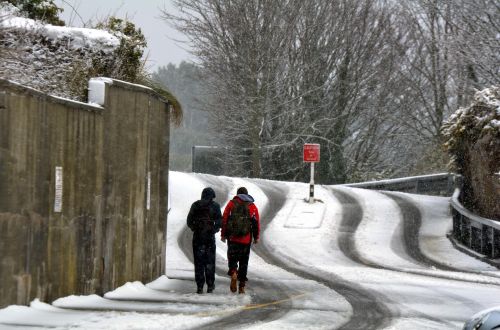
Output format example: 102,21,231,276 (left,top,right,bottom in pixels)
187,187,222,243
